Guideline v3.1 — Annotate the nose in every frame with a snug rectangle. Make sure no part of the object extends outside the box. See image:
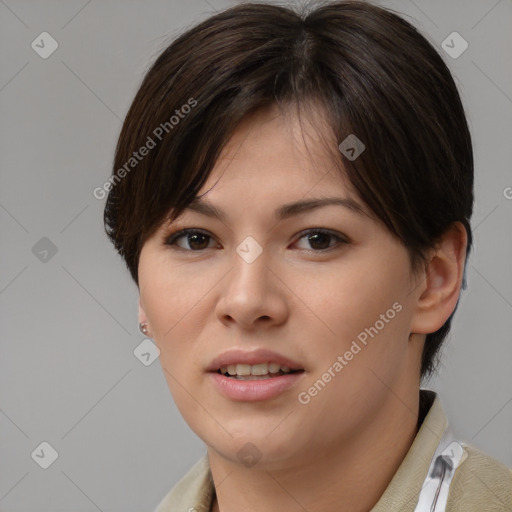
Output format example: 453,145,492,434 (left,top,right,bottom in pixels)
215,246,289,331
